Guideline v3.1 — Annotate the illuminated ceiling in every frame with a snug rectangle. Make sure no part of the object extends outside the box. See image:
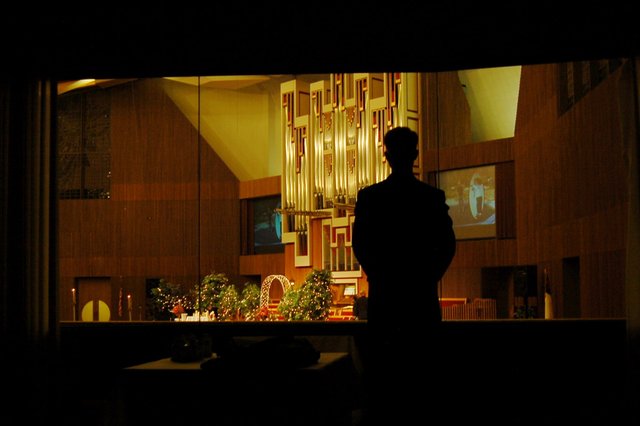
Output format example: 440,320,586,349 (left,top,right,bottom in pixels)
57,69,521,180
